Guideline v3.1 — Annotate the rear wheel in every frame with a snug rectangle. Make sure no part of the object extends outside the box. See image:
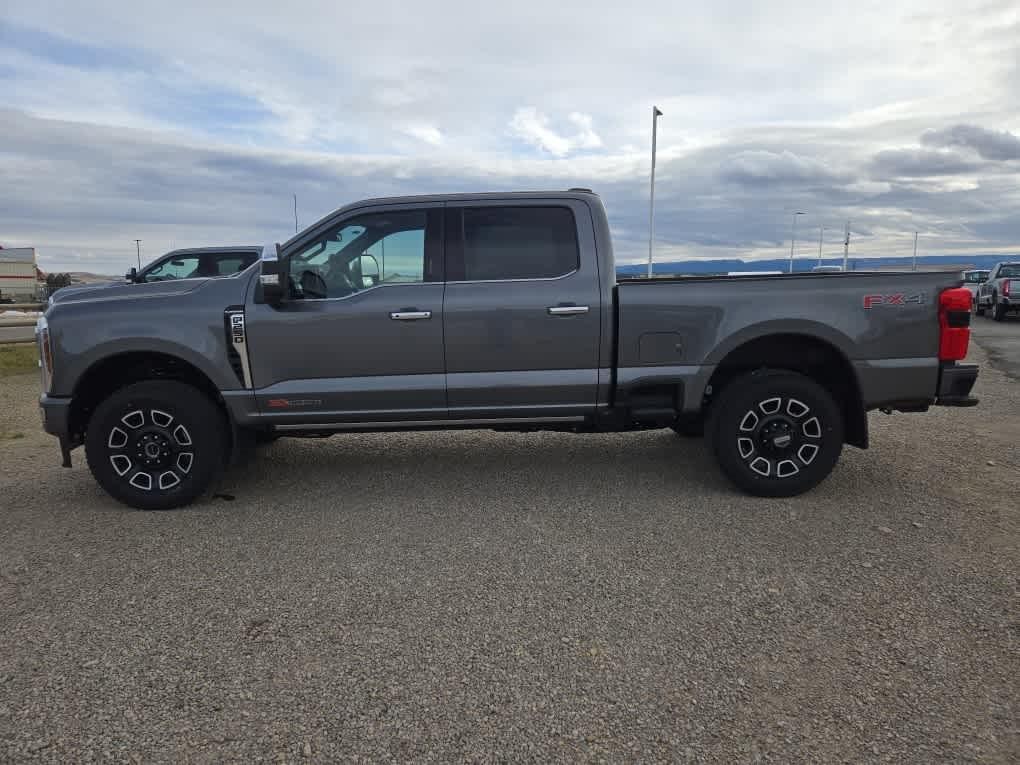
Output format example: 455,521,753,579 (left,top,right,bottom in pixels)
709,370,843,497
85,381,226,510
991,296,1006,322
974,297,985,316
